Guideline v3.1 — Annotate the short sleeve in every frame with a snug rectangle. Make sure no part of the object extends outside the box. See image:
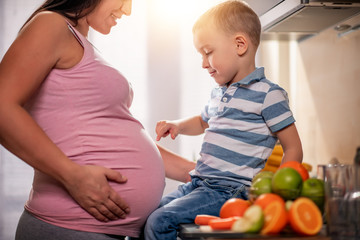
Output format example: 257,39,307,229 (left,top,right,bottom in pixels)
201,103,210,123
261,86,295,133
